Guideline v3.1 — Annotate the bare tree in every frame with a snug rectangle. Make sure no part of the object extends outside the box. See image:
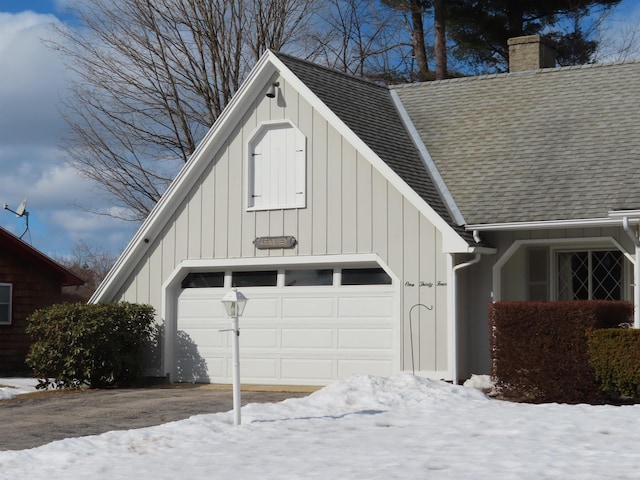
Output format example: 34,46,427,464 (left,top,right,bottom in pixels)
59,240,117,302
307,0,414,82
55,0,314,221
594,14,640,62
